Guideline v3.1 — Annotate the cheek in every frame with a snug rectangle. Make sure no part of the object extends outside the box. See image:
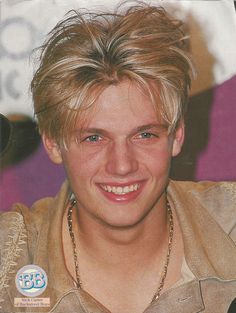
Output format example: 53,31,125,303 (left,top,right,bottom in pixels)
146,155,171,178
138,143,173,173
62,149,105,185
